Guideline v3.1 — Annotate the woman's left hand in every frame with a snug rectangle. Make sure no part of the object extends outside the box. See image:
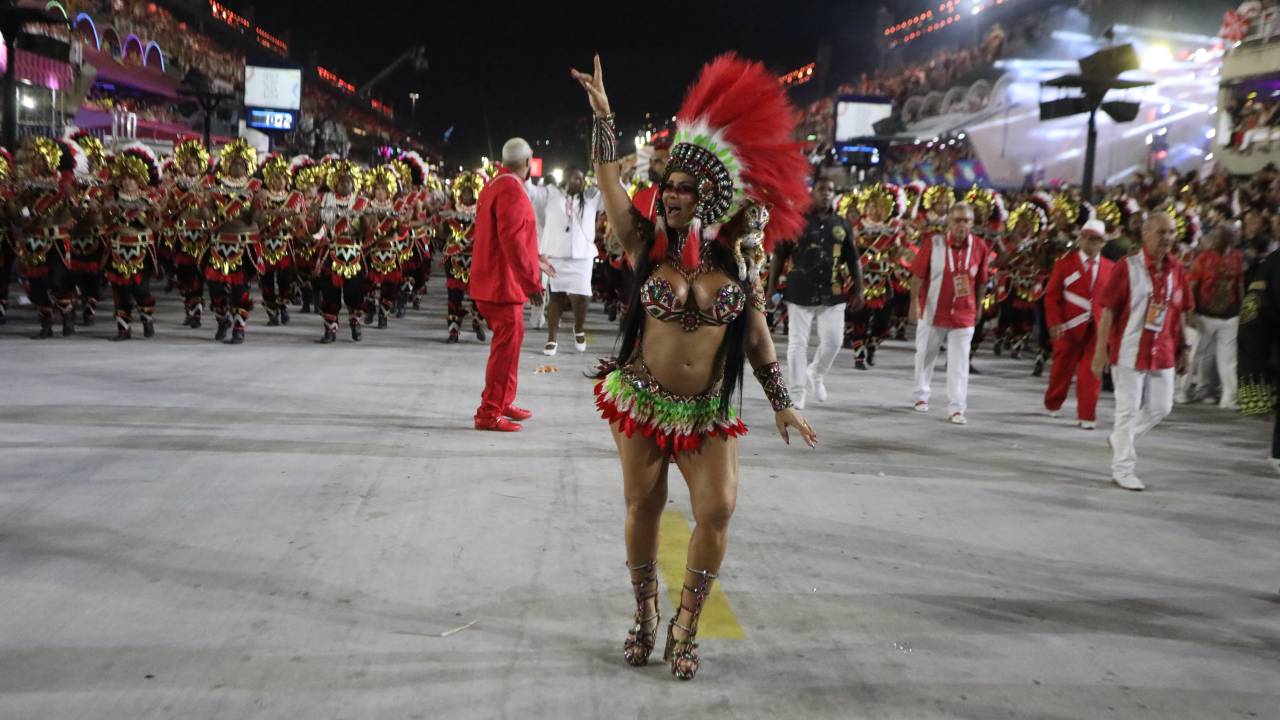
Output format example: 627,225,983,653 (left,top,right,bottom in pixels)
776,408,817,448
